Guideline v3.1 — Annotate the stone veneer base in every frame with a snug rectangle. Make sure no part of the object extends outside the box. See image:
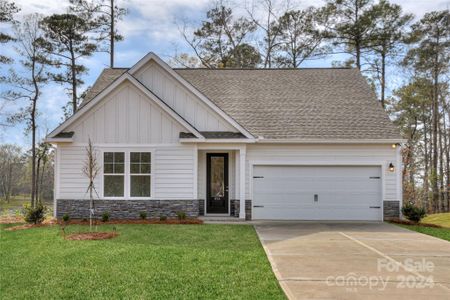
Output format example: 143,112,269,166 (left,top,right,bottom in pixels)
383,200,400,220
56,199,200,219
57,199,396,221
